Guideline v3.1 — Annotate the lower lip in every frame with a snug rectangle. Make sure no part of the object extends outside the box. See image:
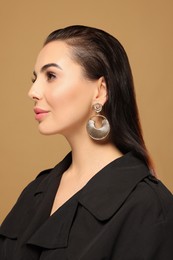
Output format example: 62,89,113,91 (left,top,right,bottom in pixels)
35,112,49,121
